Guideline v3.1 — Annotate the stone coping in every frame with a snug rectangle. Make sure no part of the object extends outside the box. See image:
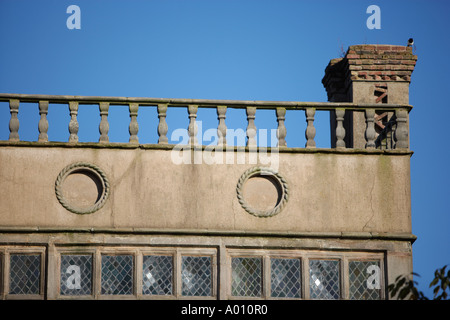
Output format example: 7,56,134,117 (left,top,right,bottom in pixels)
0,140,414,156
0,226,417,242
0,93,413,110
